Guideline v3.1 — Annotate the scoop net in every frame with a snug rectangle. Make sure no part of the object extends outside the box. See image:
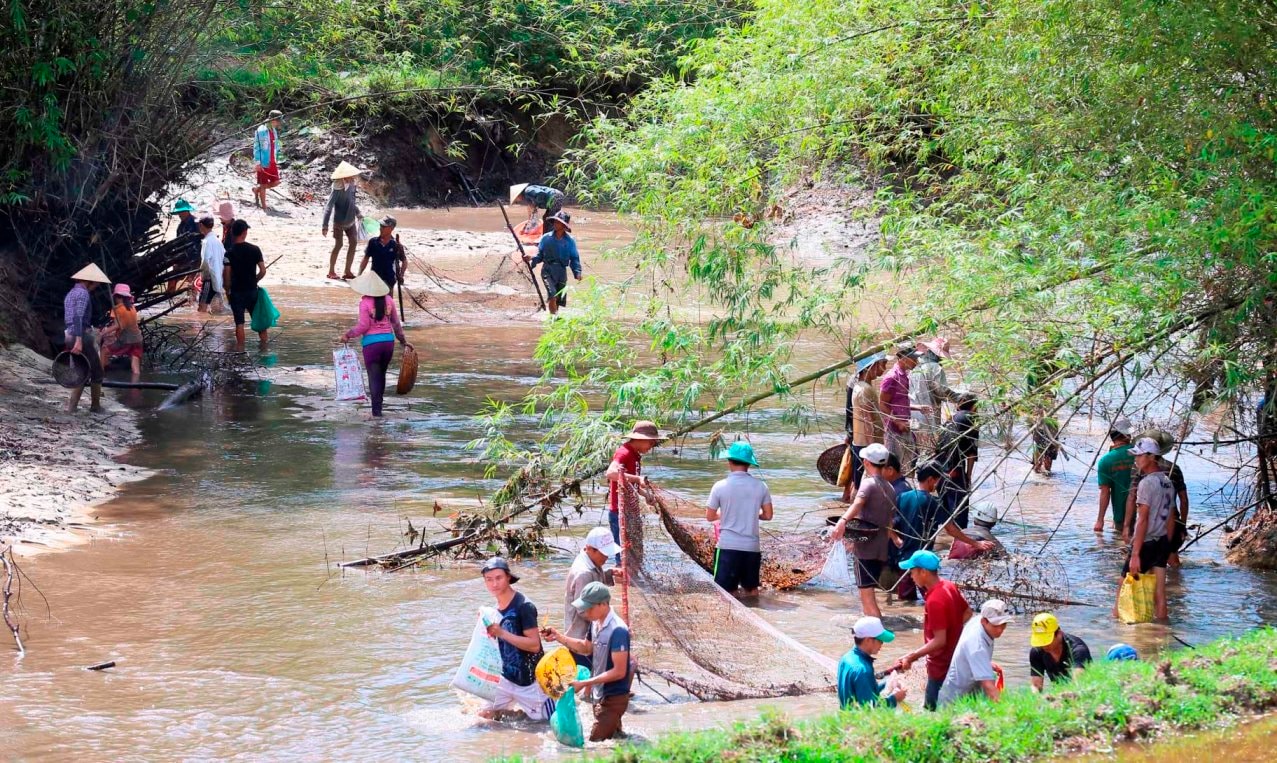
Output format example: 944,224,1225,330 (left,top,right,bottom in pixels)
619,482,836,701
